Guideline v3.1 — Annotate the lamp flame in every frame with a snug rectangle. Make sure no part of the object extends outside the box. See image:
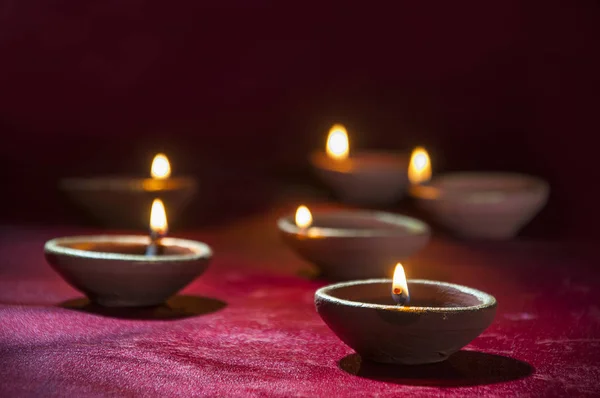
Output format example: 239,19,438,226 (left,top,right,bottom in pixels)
150,198,168,236
392,263,410,305
295,205,312,229
151,153,171,179
326,124,349,160
408,147,431,185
